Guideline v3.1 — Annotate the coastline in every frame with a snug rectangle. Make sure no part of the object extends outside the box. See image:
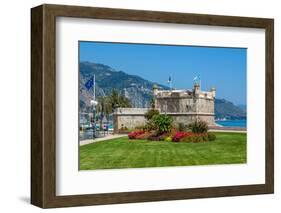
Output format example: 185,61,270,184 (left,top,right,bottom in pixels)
215,119,247,128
